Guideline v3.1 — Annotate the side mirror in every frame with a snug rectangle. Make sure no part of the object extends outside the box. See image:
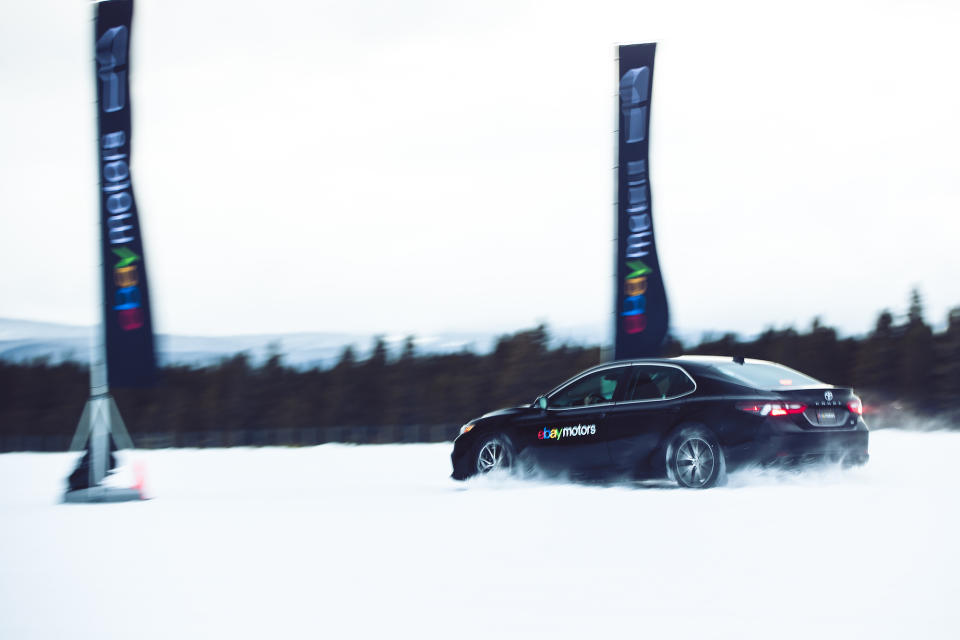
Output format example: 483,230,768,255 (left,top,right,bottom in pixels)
537,396,548,410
